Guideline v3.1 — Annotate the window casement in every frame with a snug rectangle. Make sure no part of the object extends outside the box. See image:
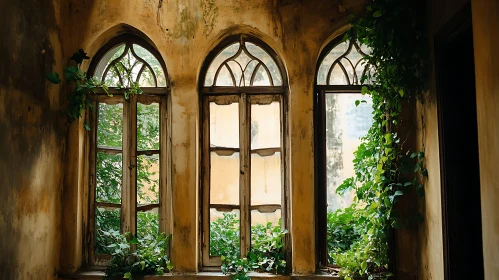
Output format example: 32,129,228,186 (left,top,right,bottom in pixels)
86,35,171,266
314,36,373,267
199,35,289,268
